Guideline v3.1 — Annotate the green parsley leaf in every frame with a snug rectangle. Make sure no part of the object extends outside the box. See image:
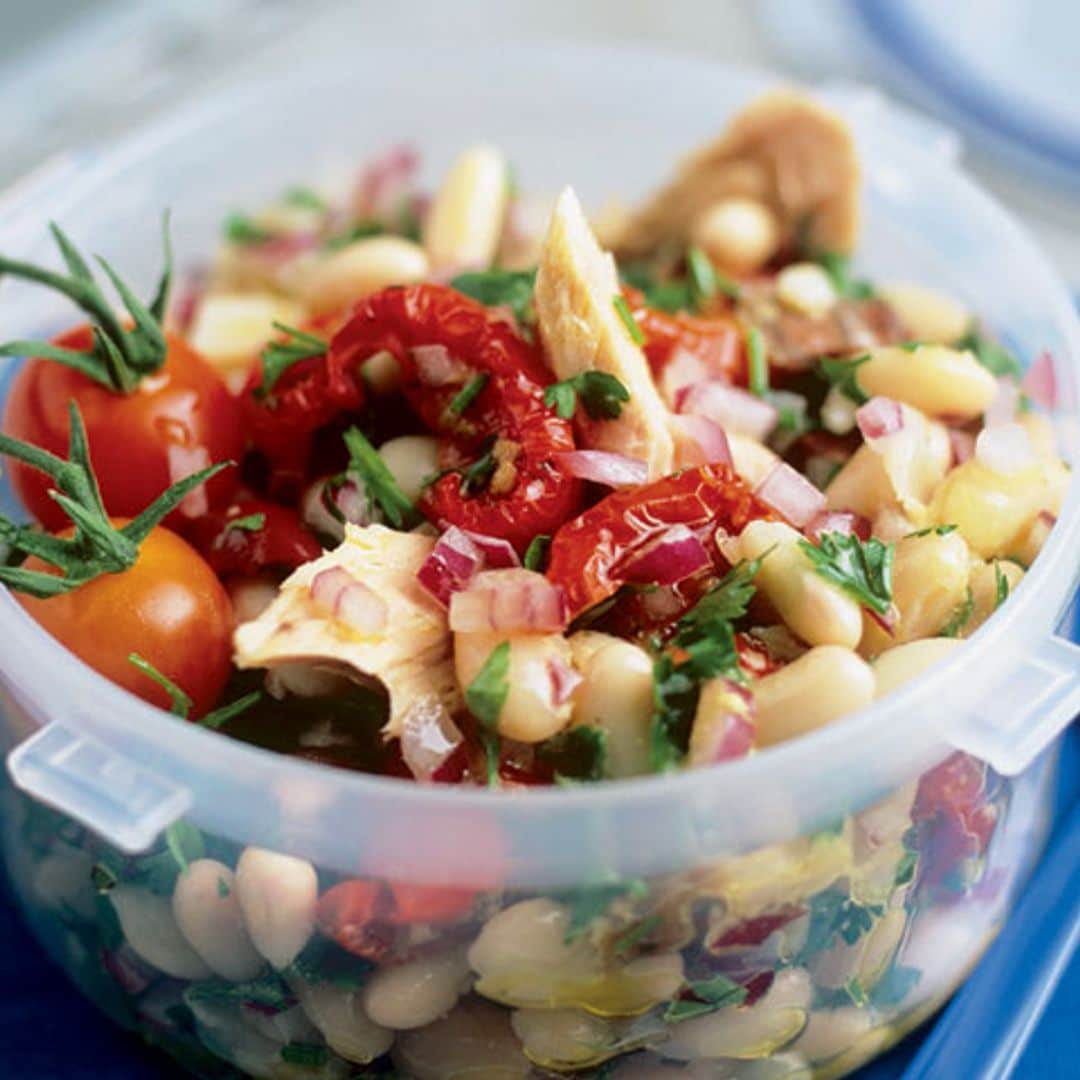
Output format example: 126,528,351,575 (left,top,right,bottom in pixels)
223,212,272,245
287,937,374,991
556,876,648,942
906,524,958,539
282,187,325,211
869,964,922,1009
224,512,266,534
957,327,1023,379
343,426,422,530
523,534,551,572
894,846,918,887
897,340,922,353
621,263,692,313
198,690,263,731
323,220,385,250
544,371,631,420
939,586,975,638
613,914,662,955
216,876,230,899
994,562,1010,609
465,641,511,735
818,353,871,405
539,725,608,783
664,974,748,1023
845,976,869,1008
815,251,875,299
91,862,118,893
450,268,536,327
795,889,883,964
676,557,764,640
280,1043,329,1067
458,443,497,496
185,971,293,1012
164,821,204,875
613,294,646,345
448,373,489,416
128,653,192,718
798,532,894,616
767,389,810,436
747,327,769,397
256,322,327,401
687,245,740,305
